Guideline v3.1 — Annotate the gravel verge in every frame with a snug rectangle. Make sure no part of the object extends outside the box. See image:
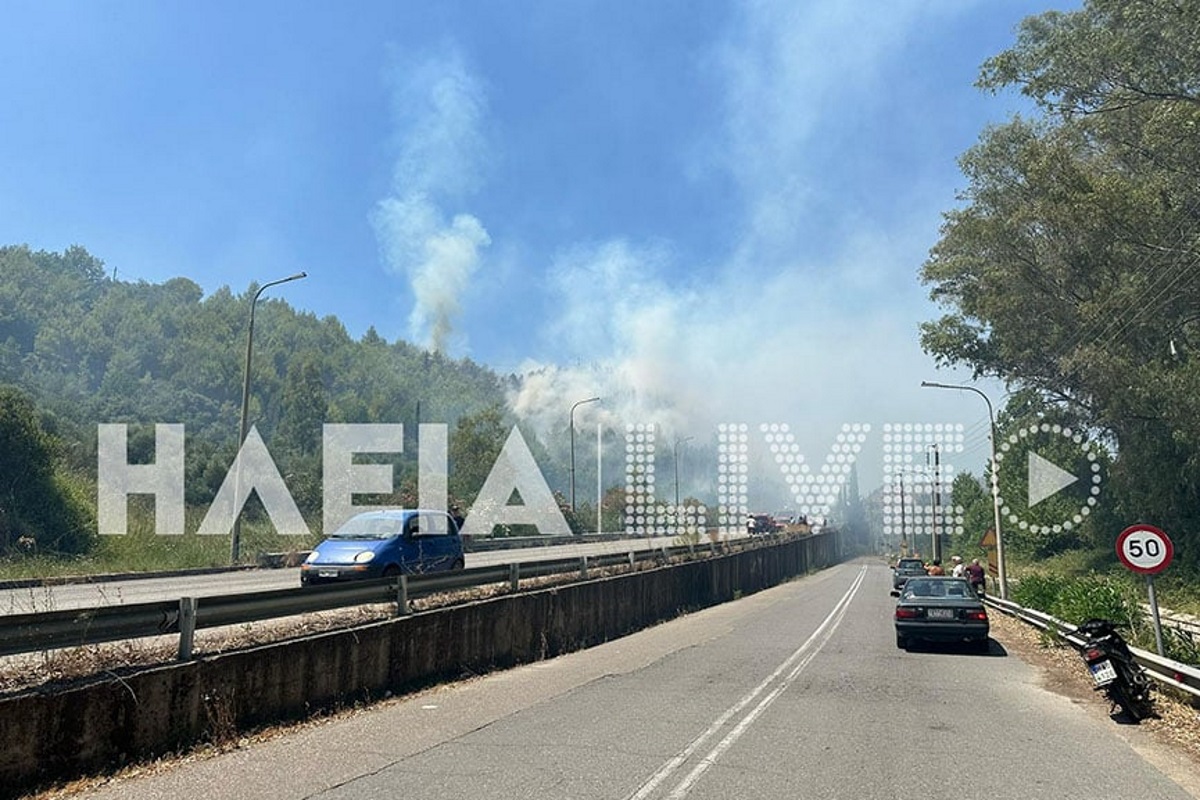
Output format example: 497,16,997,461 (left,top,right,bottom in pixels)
988,609,1200,768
